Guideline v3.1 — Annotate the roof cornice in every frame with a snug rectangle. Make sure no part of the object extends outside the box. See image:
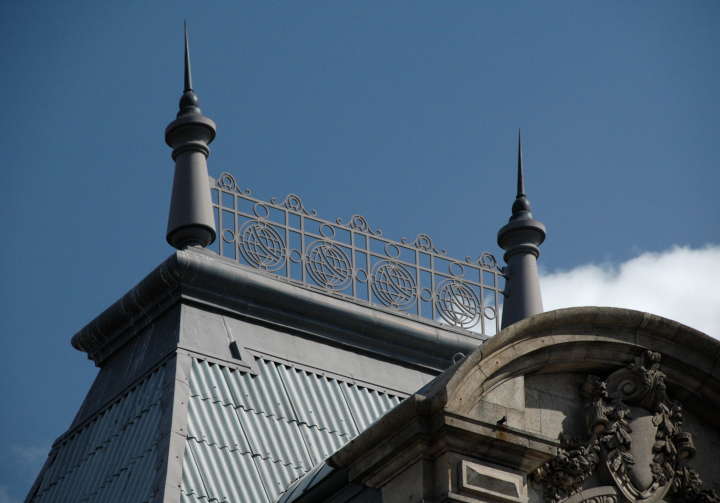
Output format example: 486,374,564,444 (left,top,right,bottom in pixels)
72,248,482,371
